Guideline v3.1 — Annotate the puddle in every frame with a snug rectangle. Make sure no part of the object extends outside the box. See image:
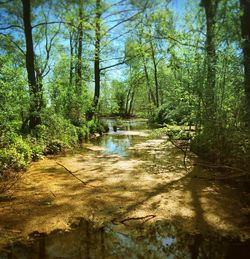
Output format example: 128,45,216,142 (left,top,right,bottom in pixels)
1,218,249,259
